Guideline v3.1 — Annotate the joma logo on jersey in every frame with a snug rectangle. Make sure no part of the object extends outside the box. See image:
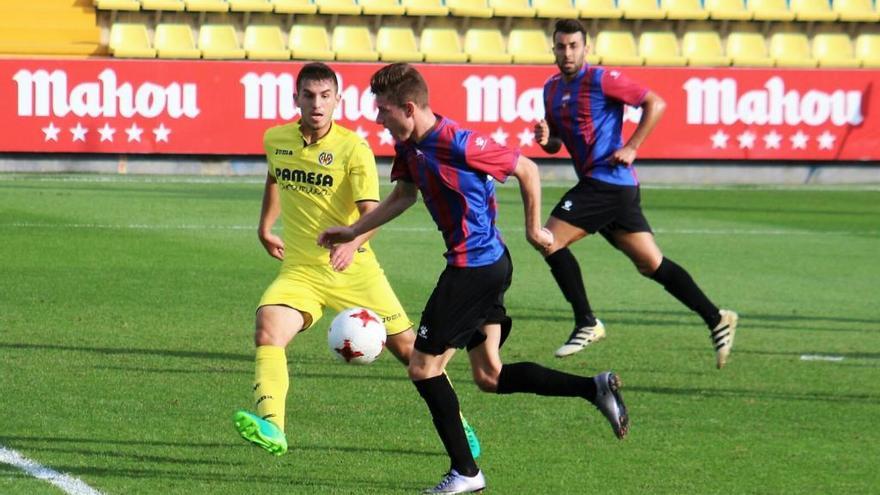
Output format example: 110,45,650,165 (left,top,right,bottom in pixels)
274,149,293,155
317,151,333,166
275,168,334,187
